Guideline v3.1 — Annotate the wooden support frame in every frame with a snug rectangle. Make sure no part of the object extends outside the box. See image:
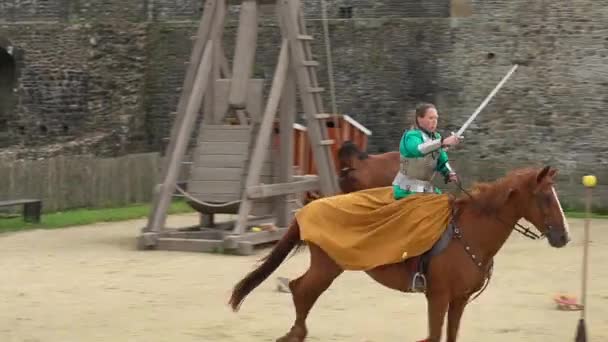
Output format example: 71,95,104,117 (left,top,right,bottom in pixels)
139,0,342,255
